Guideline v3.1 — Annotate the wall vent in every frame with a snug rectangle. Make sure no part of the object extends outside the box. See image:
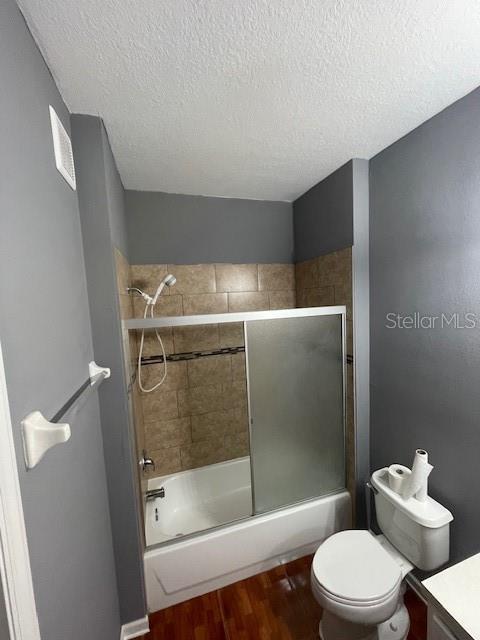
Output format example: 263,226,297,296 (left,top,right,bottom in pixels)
49,105,76,190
